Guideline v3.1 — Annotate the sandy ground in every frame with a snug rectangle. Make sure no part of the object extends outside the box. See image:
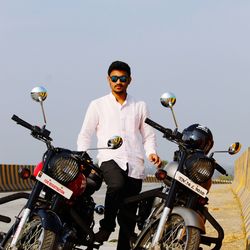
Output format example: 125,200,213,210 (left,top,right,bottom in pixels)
201,184,245,250
0,183,246,249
